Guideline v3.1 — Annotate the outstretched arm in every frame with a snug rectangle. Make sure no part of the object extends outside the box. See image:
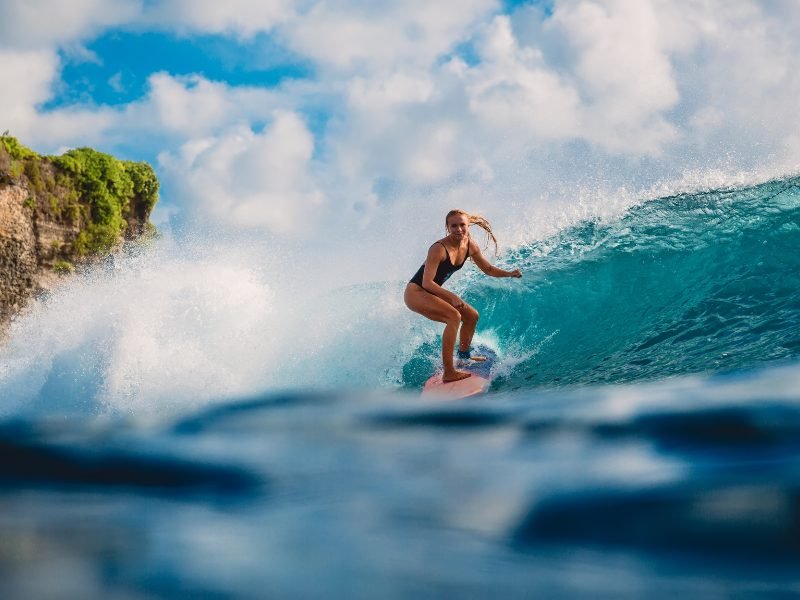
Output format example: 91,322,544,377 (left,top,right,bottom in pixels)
470,240,522,278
